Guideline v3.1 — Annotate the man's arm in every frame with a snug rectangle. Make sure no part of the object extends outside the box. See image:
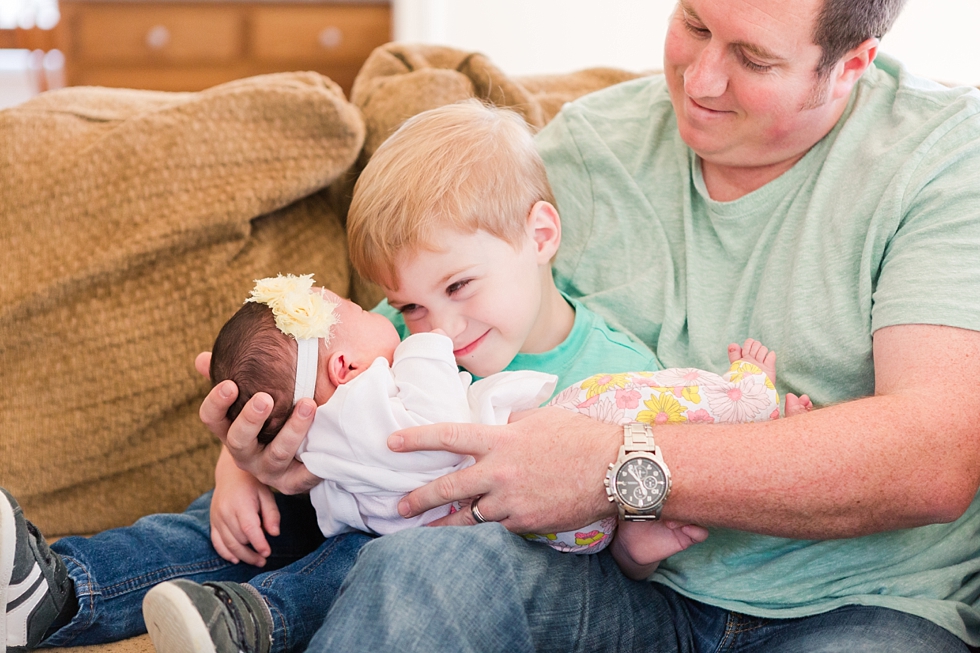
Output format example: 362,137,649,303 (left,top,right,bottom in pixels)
391,324,980,539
